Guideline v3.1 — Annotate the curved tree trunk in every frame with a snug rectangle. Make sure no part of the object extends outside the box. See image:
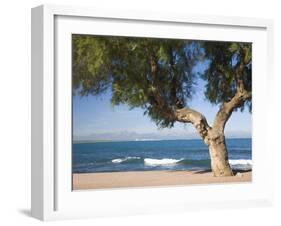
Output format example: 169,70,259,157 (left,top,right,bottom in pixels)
154,54,251,177
175,107,235,177
175,108,233,176
207,132,233,176
207,90,251,176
